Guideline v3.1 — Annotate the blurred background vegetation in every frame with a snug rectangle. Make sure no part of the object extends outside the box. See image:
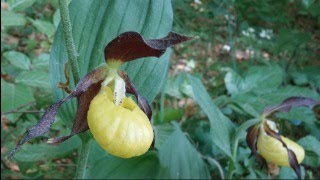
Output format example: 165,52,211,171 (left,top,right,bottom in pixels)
1,0,319,179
